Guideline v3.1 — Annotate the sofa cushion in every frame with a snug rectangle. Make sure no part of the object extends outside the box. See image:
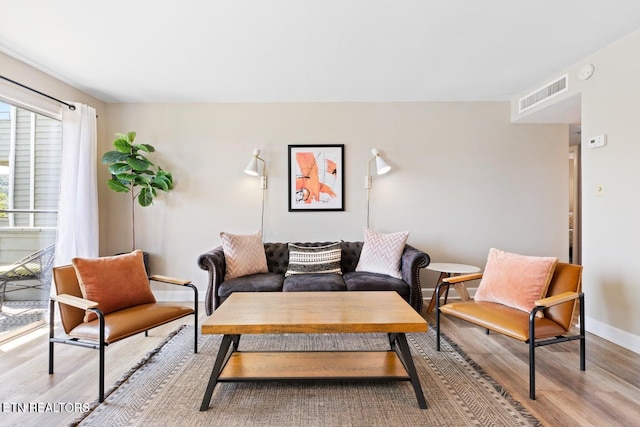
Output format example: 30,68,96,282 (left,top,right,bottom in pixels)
285,242,342,277
72,250,156,322
474,248,558,315
343,271,410,298
283,273,347,292
218,272,284,299
356,228,409,279
220,231,269,280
